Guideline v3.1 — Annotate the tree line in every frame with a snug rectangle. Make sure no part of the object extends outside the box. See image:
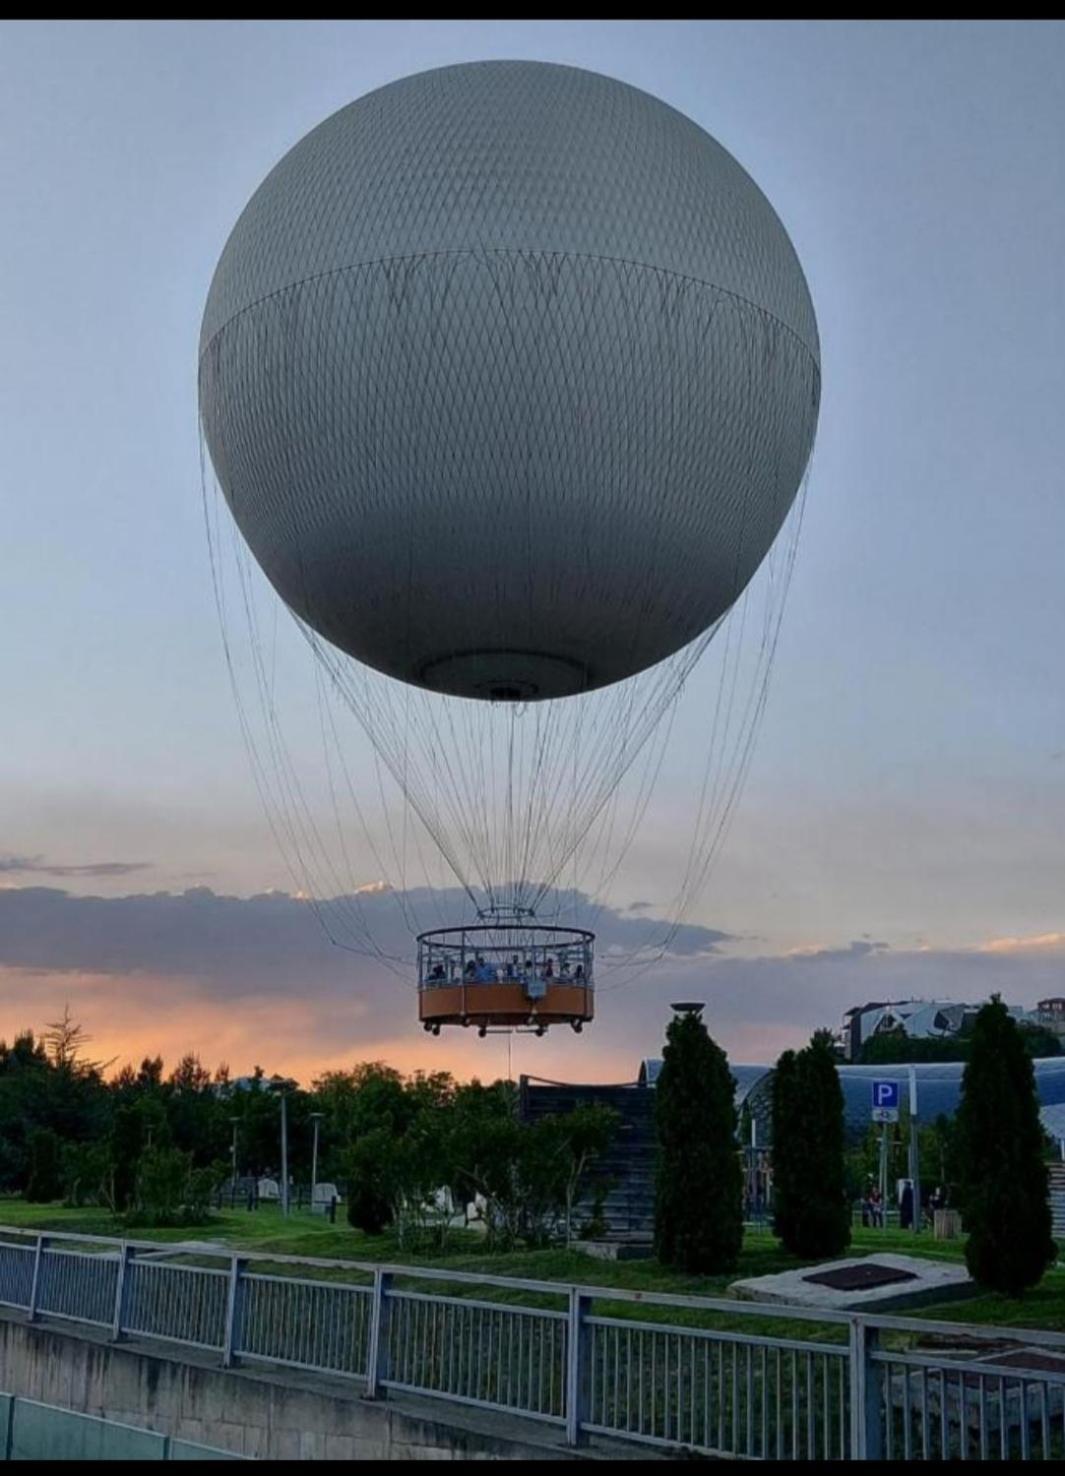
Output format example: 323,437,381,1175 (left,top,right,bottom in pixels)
2,1010,617,1244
